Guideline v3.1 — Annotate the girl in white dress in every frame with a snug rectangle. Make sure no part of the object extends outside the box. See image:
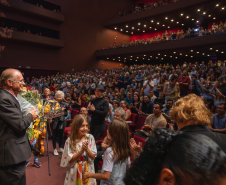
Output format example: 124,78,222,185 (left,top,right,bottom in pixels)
60,114,97,185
